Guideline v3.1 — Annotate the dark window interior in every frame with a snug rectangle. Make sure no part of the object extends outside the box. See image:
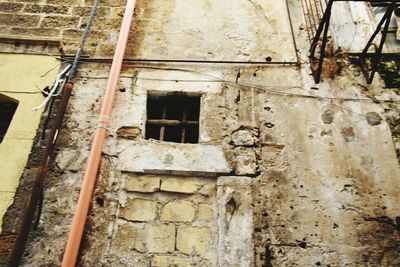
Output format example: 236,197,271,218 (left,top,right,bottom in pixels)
146,93,200,143
0,95,18,144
